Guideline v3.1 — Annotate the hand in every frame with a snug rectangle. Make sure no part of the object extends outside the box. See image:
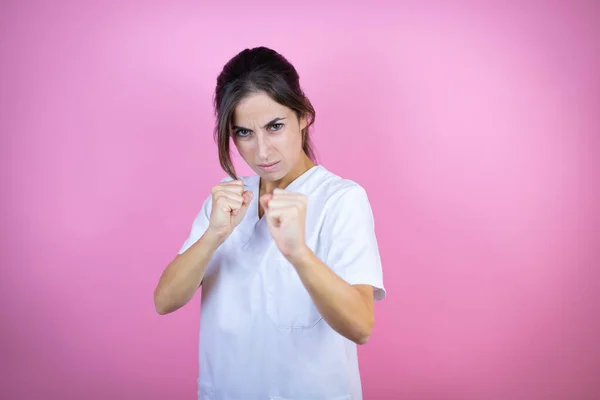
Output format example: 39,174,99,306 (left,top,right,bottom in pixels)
207,180,253,242
260,188,308,260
